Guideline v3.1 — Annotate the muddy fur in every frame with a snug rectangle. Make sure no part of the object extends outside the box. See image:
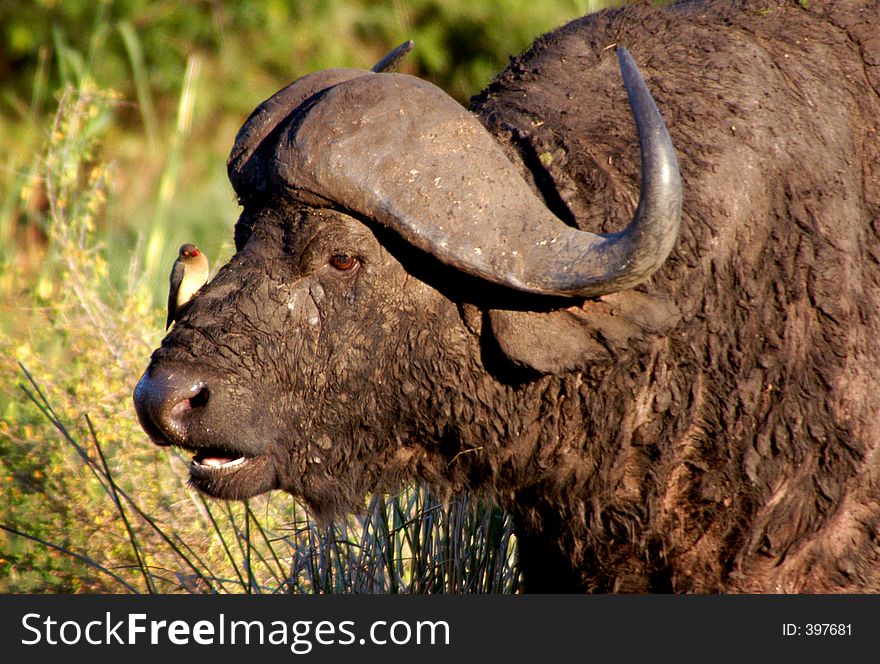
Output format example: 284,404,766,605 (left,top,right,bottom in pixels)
136,0,880,592
467,0,880,592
